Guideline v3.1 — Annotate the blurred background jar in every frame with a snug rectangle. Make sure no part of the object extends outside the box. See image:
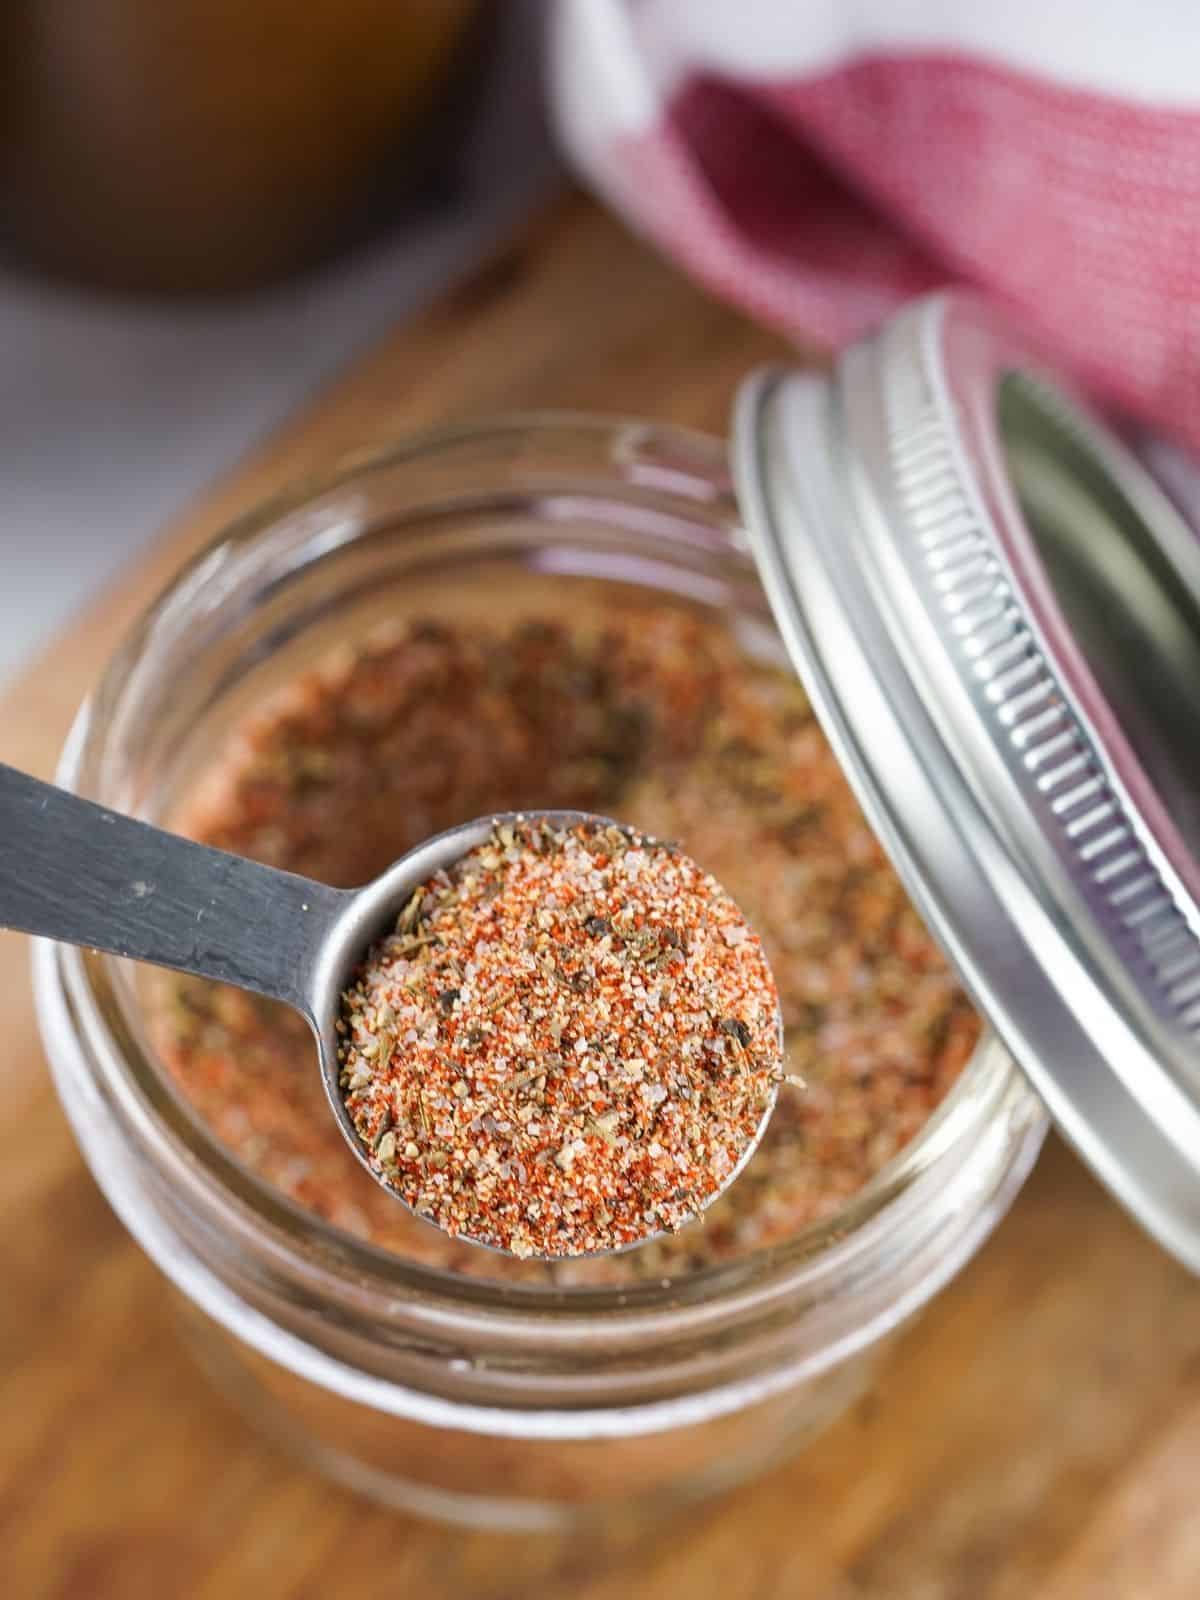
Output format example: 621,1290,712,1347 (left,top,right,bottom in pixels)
1,0,485,295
